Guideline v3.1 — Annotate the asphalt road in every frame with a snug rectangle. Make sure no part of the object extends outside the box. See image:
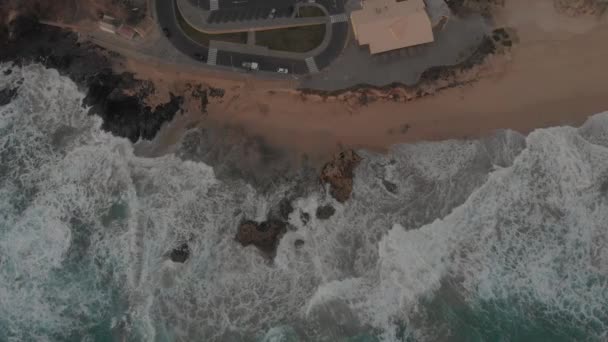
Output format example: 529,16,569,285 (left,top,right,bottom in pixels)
217,0,297,10
315,22,348,70
187,0,297,11
207,7,293,24
156,0,348,75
